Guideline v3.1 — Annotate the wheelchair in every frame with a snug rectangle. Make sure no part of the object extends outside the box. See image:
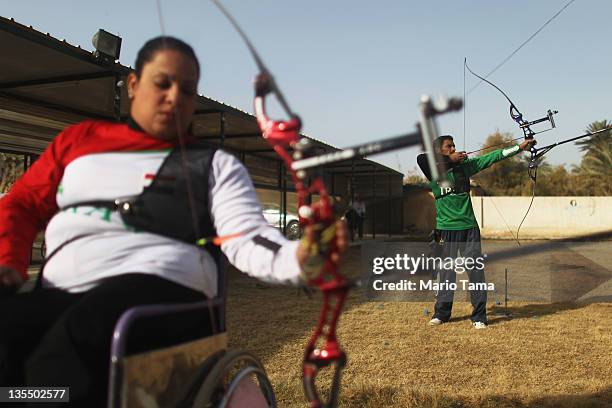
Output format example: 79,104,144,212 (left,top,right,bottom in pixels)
106,261,277,408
